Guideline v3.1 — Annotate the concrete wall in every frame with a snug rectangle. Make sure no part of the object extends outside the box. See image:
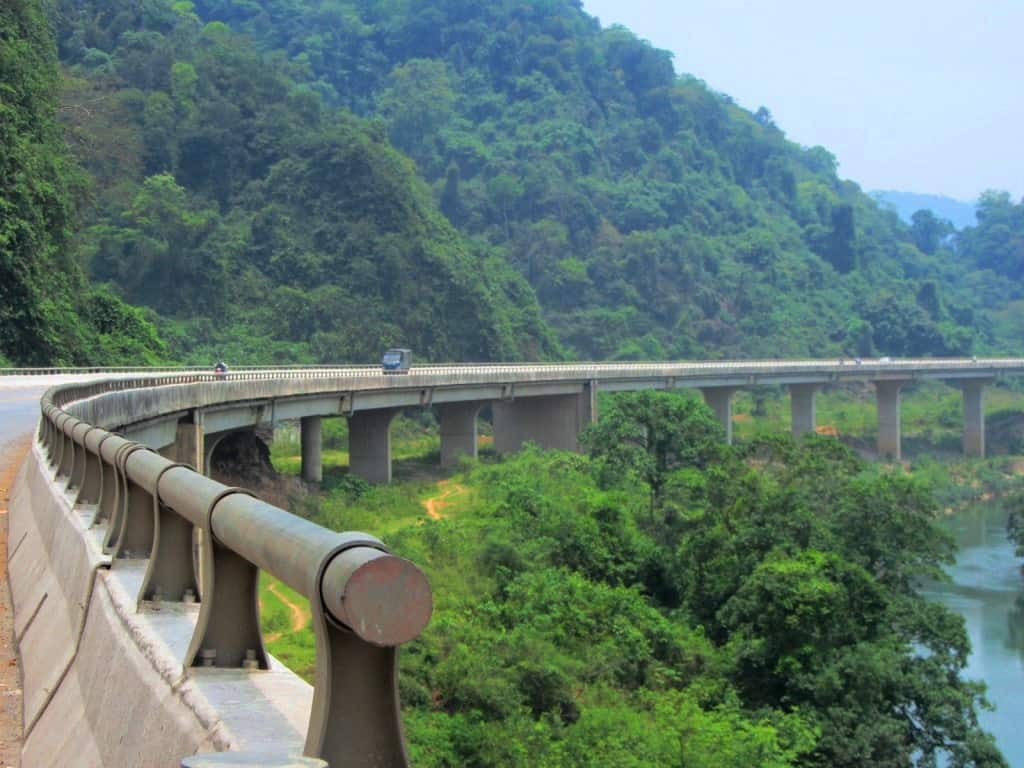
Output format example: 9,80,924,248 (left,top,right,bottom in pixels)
9,442,311,767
